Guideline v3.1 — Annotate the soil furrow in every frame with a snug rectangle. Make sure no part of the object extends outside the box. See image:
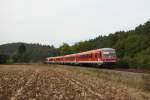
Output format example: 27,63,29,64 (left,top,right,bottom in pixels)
0,64,149,100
